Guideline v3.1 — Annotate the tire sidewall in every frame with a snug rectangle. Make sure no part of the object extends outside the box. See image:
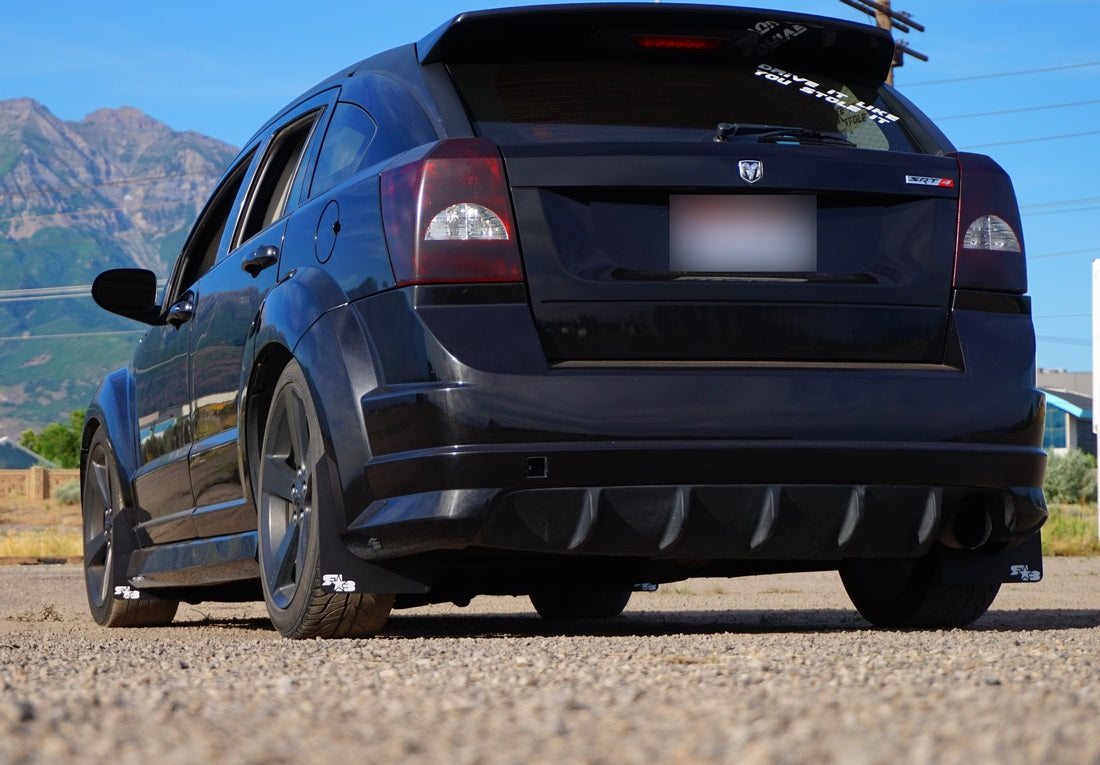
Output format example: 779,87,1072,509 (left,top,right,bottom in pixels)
82,429,127,624
257,361,325,637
